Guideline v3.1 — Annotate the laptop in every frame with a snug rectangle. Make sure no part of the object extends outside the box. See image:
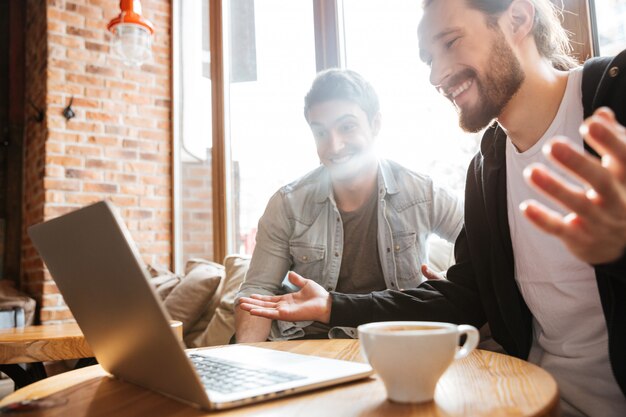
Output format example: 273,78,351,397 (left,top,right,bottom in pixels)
28,200,373,410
